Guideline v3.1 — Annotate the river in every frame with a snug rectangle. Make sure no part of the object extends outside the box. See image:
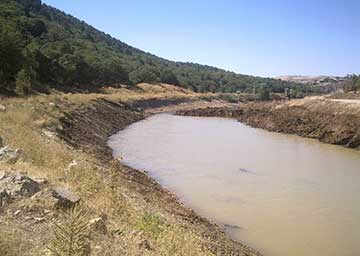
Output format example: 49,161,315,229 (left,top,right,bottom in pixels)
108,113,360,256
